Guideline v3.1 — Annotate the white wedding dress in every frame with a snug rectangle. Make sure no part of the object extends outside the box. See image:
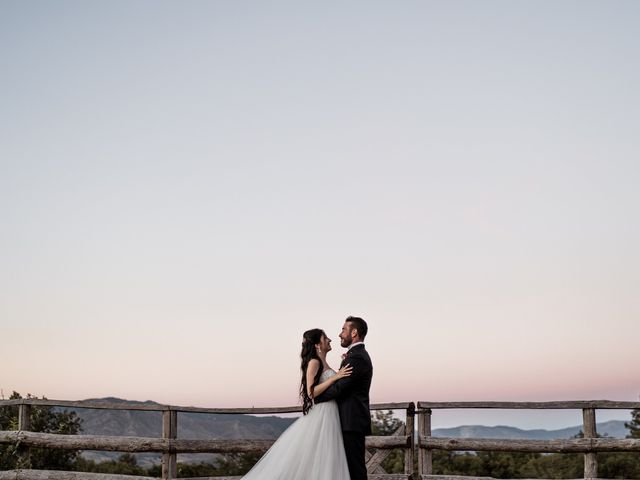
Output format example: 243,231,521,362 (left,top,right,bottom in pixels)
241,368,351,480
